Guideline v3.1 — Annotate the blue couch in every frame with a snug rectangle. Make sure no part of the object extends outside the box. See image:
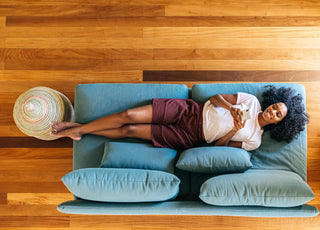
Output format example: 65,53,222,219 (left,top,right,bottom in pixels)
57,83,319,217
